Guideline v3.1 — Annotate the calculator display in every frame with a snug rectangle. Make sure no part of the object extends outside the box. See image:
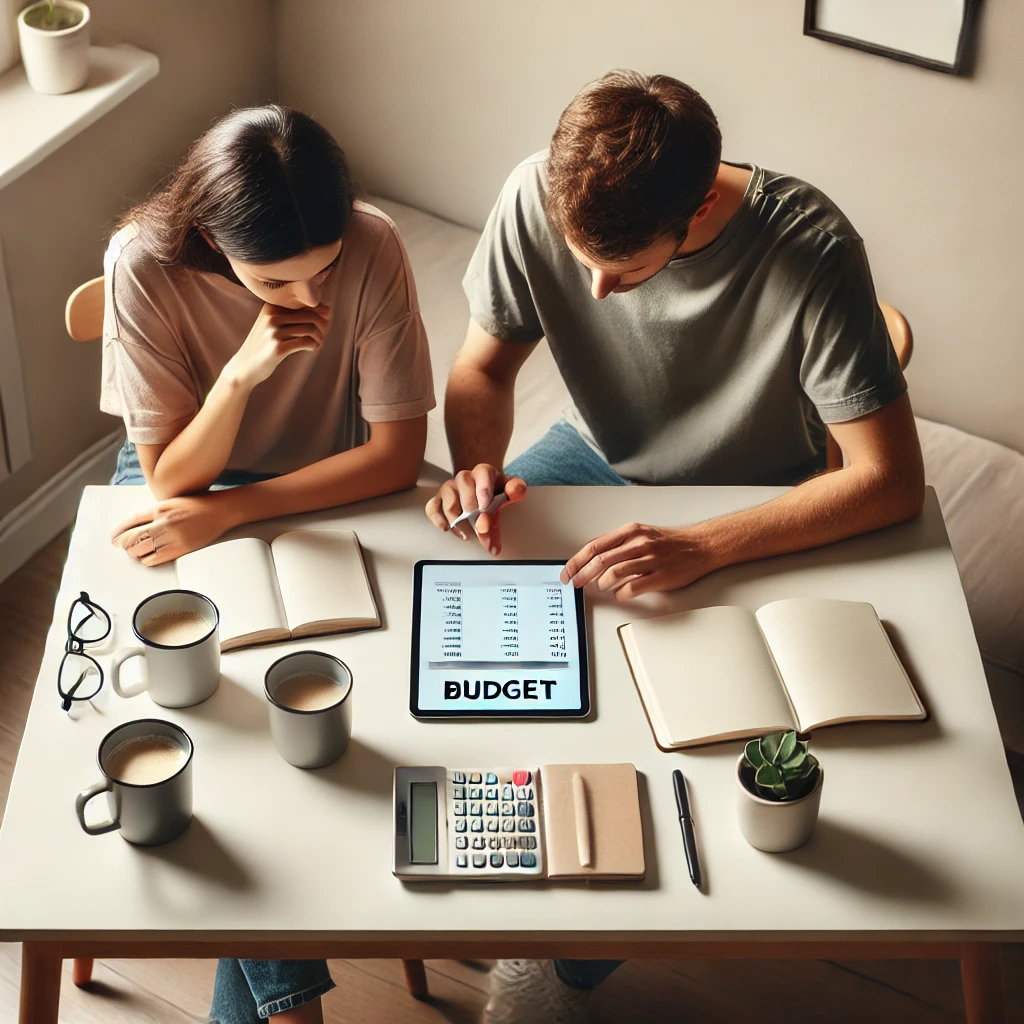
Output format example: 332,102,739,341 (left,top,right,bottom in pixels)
410,782,438,864
411,561,589,718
